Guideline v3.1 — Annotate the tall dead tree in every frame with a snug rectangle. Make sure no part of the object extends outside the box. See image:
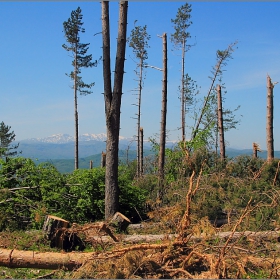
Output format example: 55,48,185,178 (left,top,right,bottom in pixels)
158,33,168,186
217,84,225,160
101,1,128,219
266,75,276,162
